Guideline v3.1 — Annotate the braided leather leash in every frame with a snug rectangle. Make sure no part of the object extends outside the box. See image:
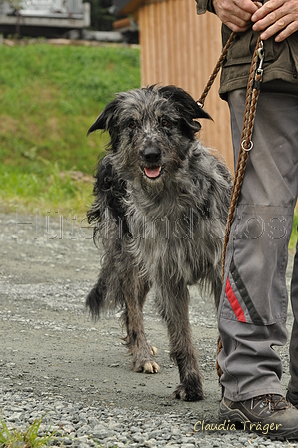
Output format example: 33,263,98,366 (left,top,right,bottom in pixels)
197,31,264,379
222,34,264,279
197,31,237,108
